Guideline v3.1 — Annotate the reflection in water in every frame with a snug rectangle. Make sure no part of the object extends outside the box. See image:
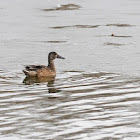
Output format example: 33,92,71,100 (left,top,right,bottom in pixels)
23,76,60,93
23,76,55,85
